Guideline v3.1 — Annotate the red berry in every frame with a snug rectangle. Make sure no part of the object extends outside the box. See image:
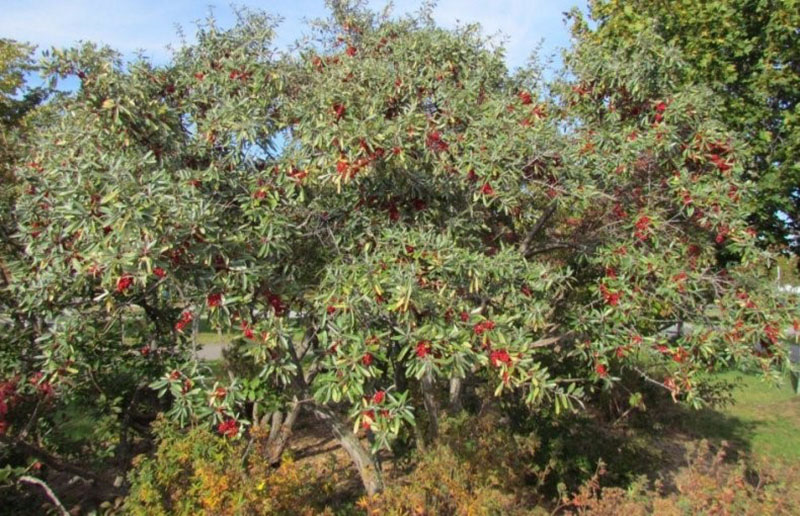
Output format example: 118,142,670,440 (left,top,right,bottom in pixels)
116,275,133,293
415,340,431,358
218,419,238,438
241,322,255,340
595,364,607,377
489,349,511,367
361,410,375,429
207,292,222,308
333,103,346,120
